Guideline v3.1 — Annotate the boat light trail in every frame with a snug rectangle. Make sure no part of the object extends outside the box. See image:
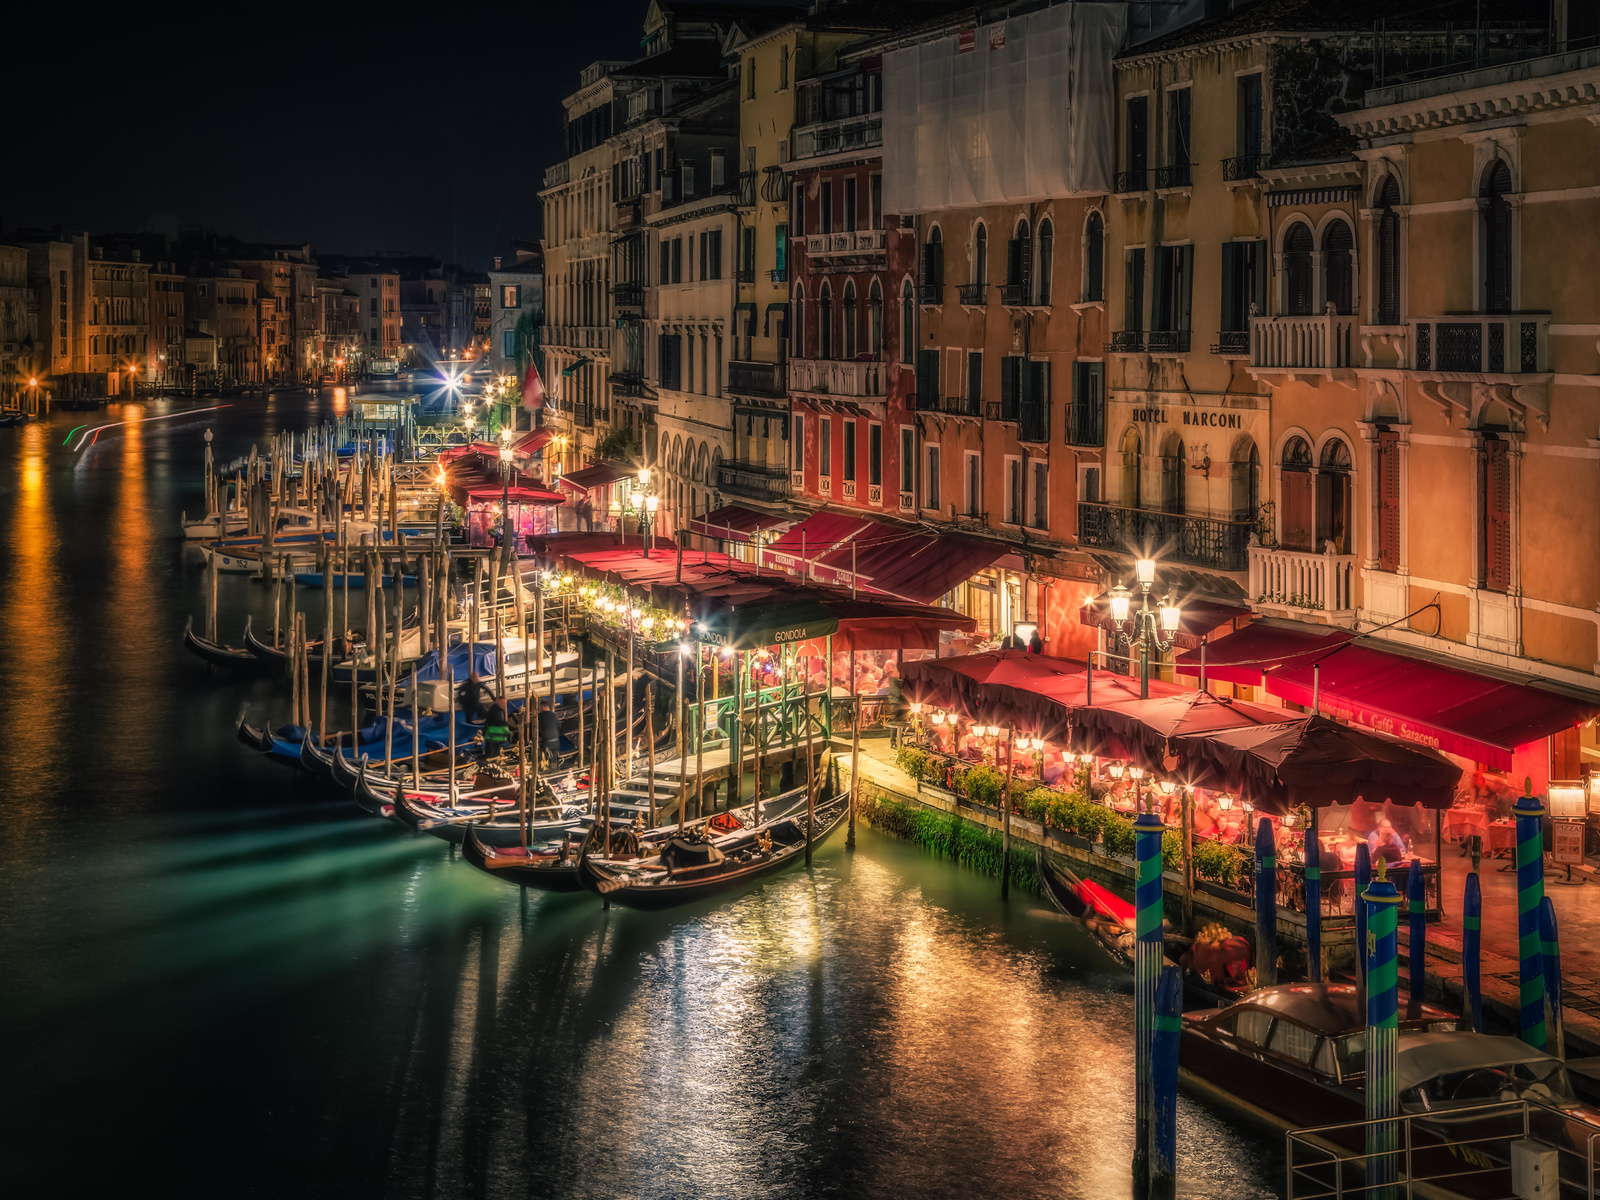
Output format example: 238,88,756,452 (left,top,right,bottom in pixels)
62,425,87,447
71,404,232,452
